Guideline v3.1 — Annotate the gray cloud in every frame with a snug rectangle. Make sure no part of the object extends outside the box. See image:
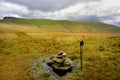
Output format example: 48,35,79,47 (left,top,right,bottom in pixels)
2,0,100,11
0,0,120,27
68,15,101,22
